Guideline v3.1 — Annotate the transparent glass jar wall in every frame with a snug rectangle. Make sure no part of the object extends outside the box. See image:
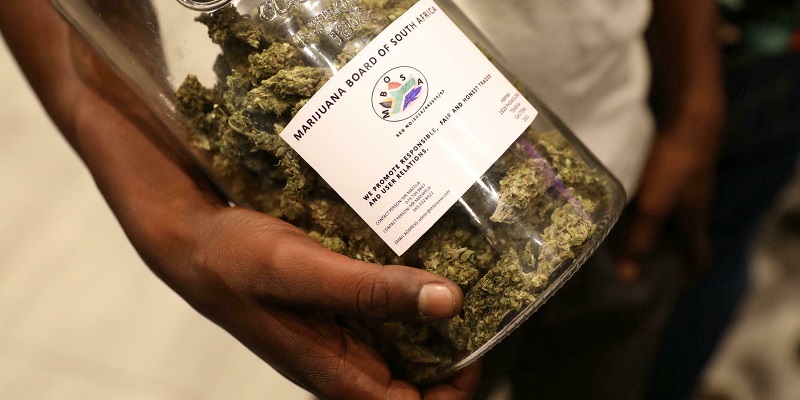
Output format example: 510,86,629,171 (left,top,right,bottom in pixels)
54,0,626,383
